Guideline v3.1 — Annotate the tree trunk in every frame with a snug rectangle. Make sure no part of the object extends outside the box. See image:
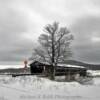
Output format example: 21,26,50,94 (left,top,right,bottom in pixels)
50,33,55,80
48,54,55,80
50,65,55,80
